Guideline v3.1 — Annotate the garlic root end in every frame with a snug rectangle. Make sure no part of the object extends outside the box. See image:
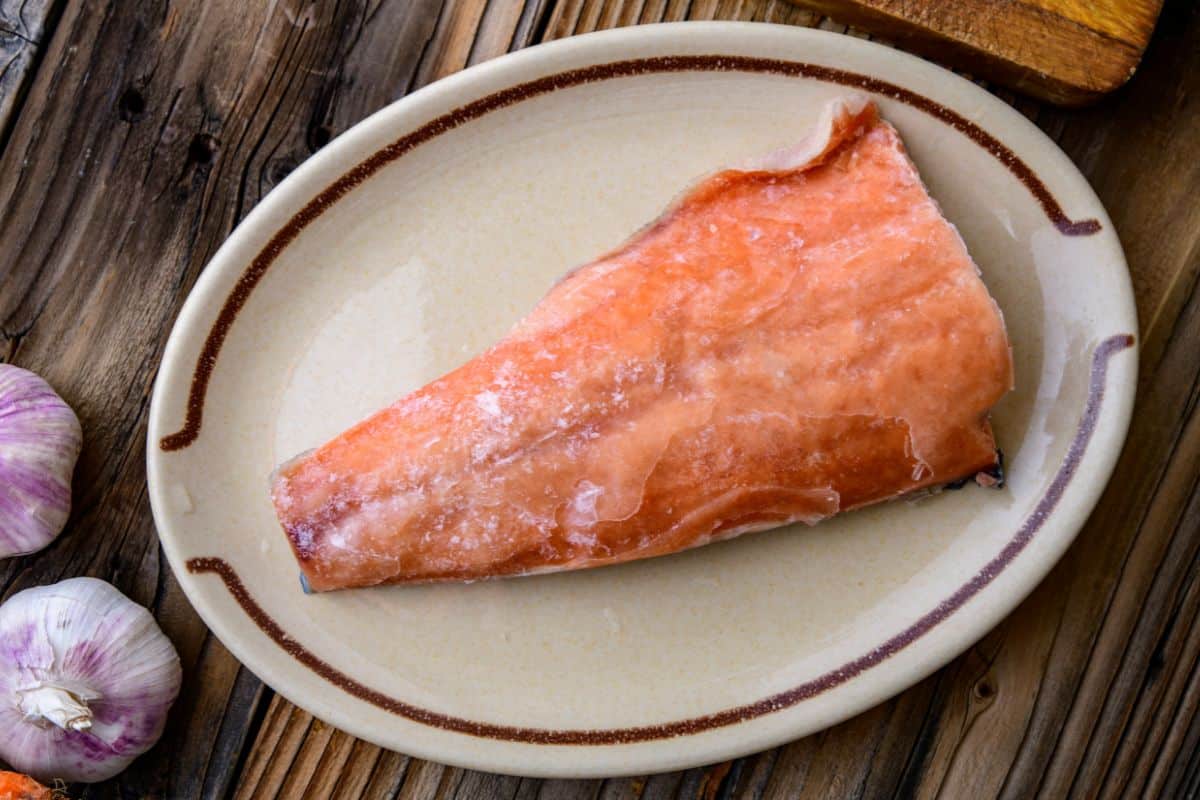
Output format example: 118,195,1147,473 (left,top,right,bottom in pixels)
17,684,95,733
